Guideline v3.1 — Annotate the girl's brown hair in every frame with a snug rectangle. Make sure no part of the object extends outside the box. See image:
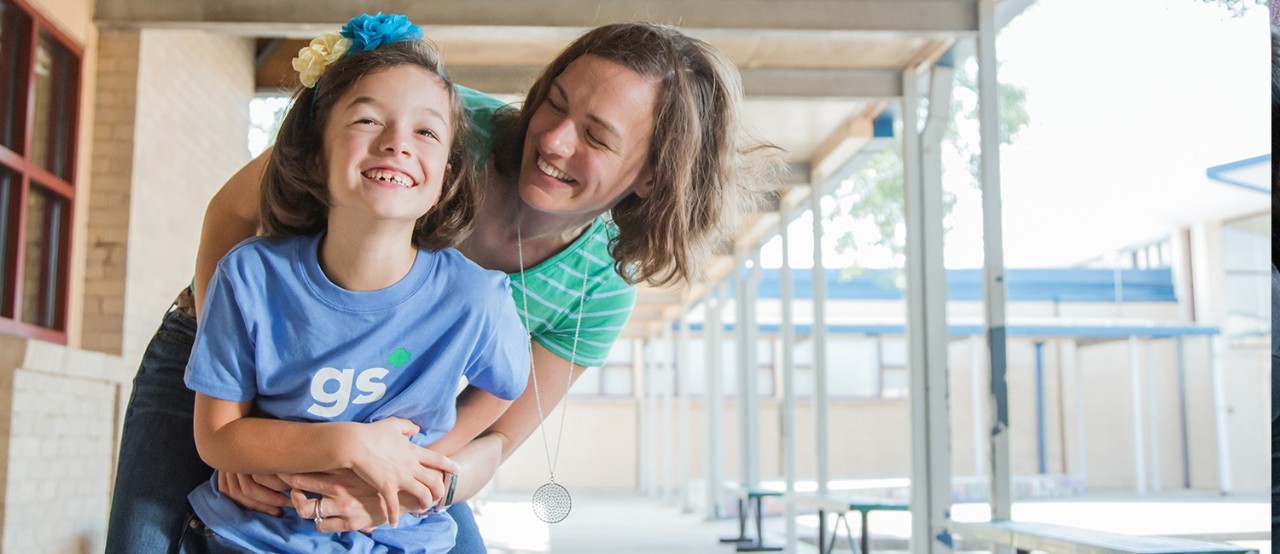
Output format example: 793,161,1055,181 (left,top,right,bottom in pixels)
492,22,777,287
261,39,476,251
